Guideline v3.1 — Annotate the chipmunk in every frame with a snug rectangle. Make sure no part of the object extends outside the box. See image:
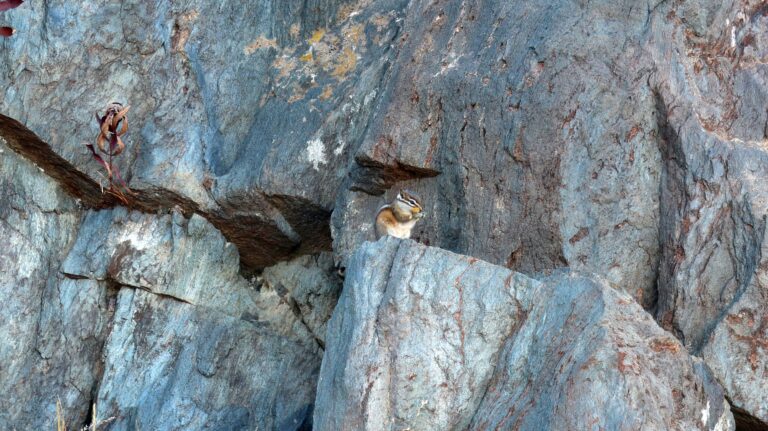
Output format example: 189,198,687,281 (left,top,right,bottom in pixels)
375,189,424,239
